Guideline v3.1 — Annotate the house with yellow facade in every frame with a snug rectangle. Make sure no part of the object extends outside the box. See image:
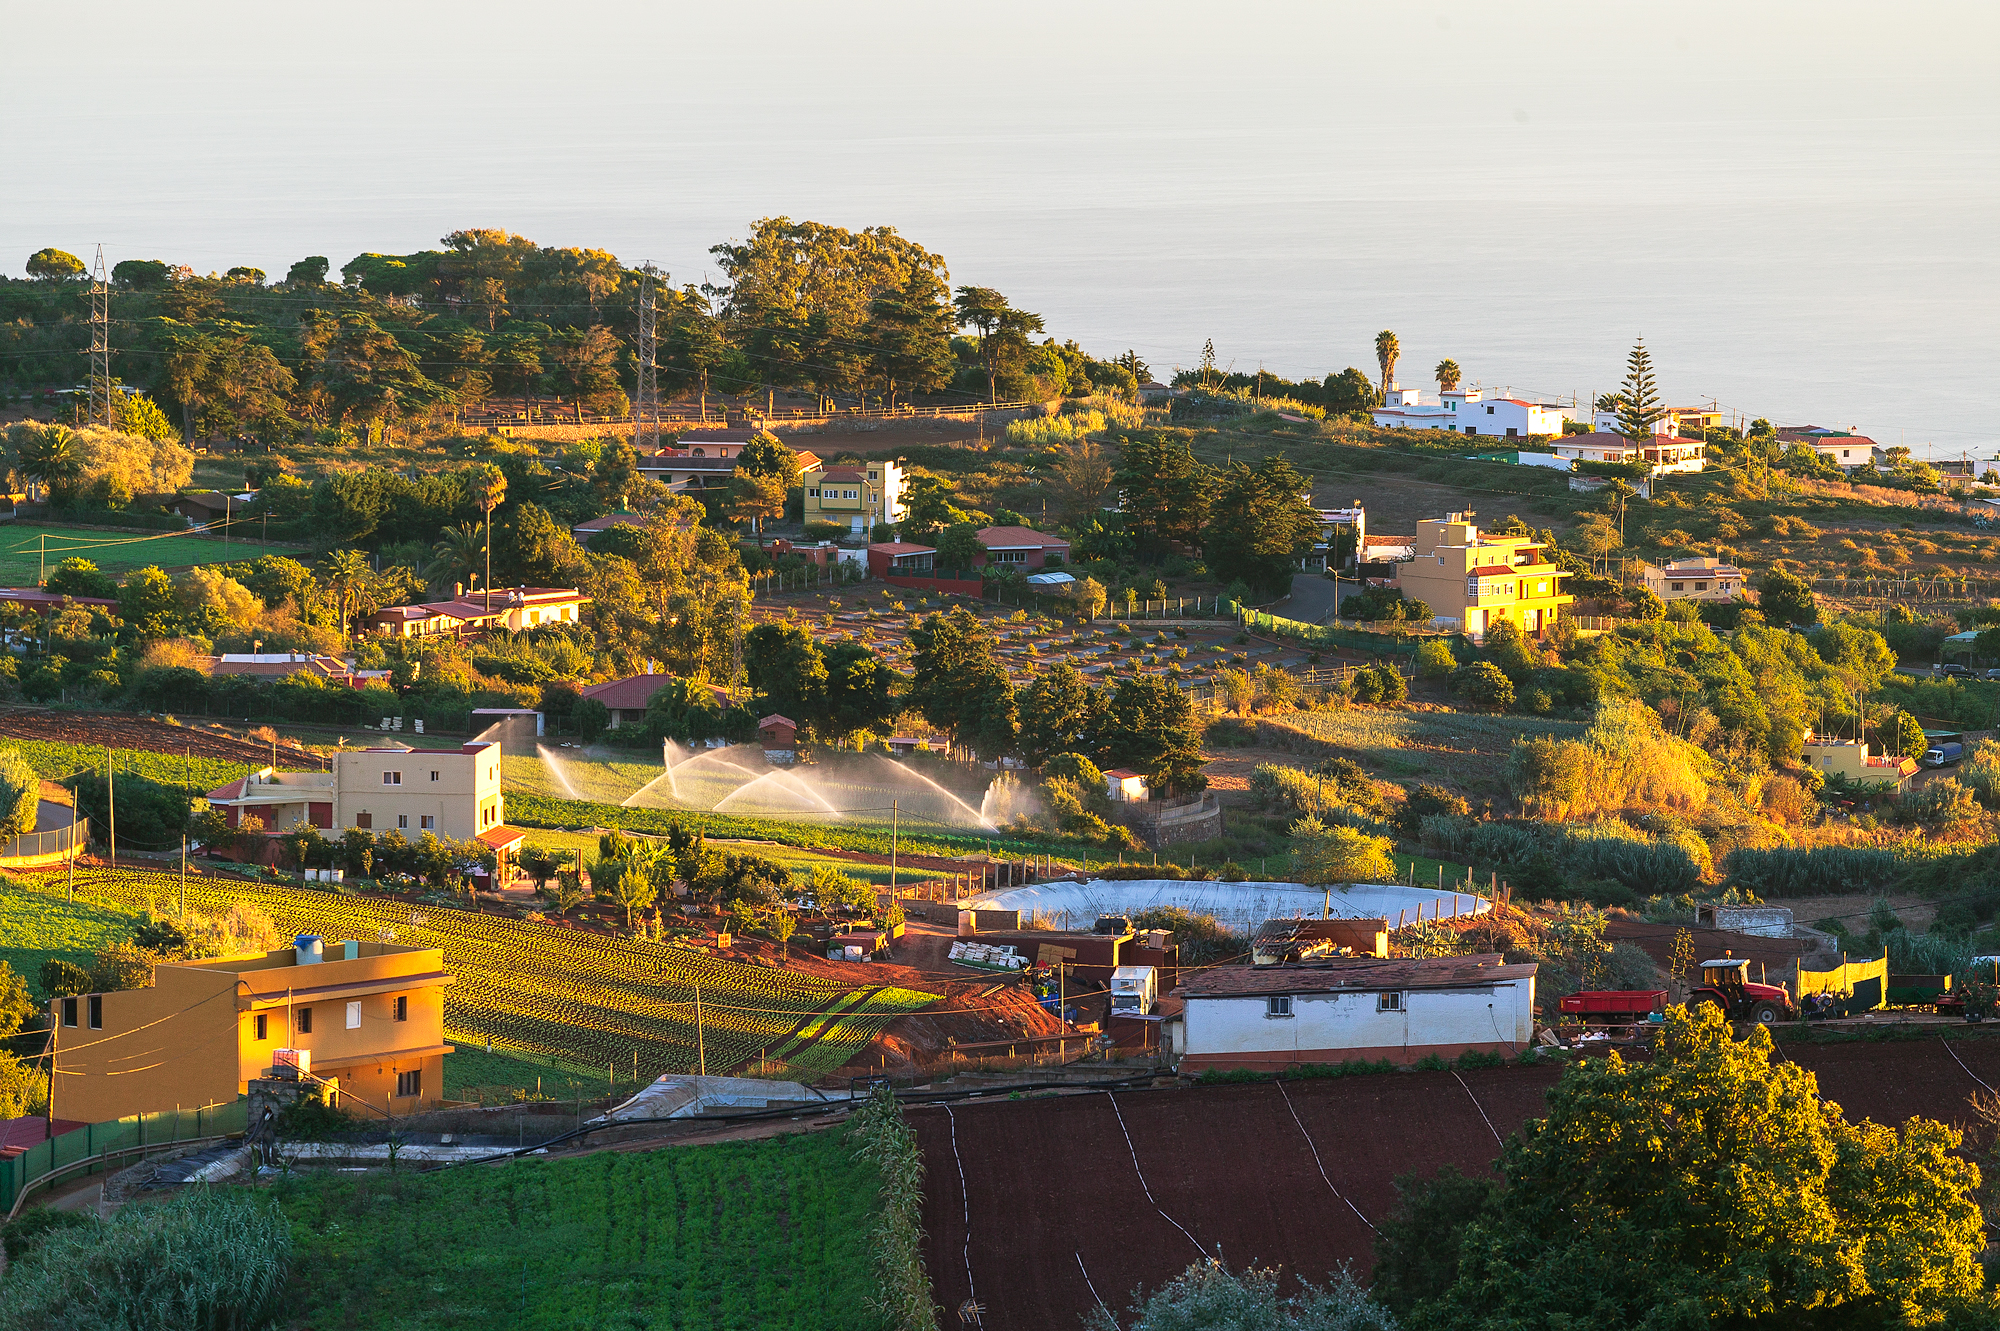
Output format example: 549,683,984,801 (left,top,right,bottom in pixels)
50,937,452,1123
1394,512,1572,639
1799,730,1917,792
803,459,905,535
